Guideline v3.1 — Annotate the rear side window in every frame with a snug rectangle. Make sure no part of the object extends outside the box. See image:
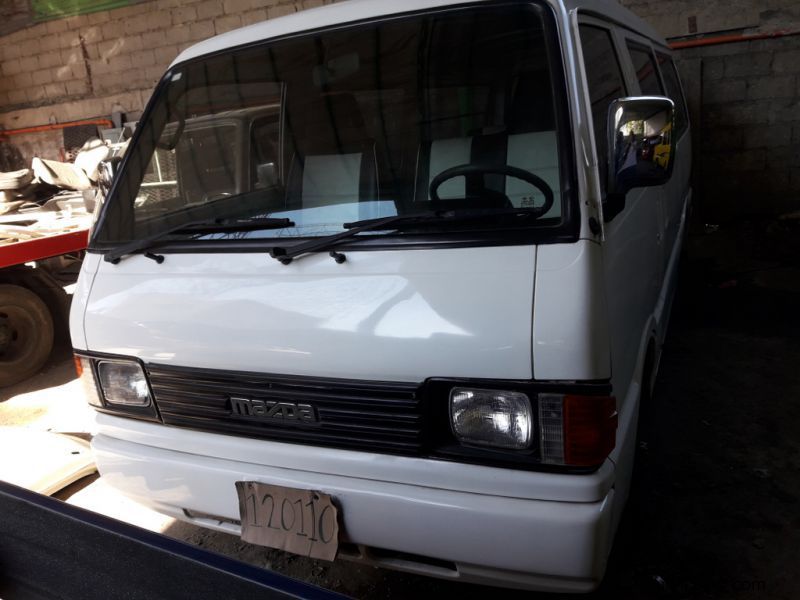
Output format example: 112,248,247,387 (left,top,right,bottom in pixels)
579,25,627,196
627,42,664,96
656,53,688,136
